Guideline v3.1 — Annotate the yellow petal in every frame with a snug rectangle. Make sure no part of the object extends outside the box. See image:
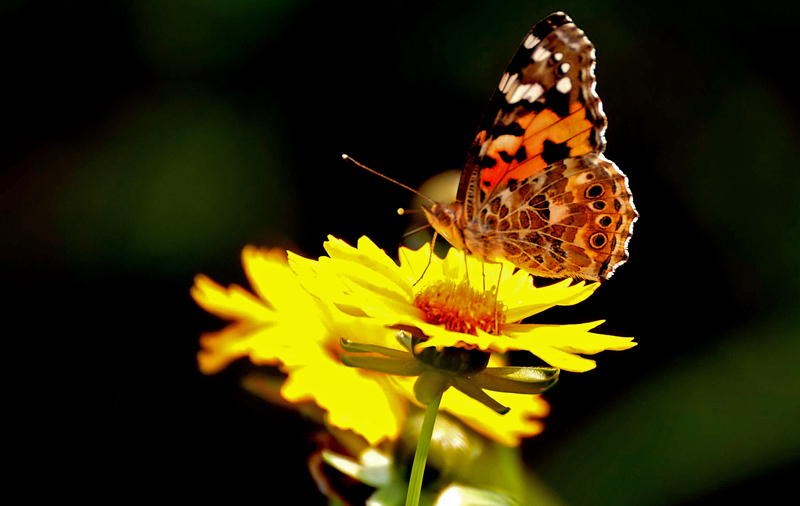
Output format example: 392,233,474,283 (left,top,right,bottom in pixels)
191,274,274,322
287,252,349,304
517,344,598,372
197,322,282,374
324,236,414,300
441,388,549,446
242,246,310,314
323,256,412,306
281,353,405,445
503,279,600,322
397,242,440,282
504,322,637,354
418,321,634,373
